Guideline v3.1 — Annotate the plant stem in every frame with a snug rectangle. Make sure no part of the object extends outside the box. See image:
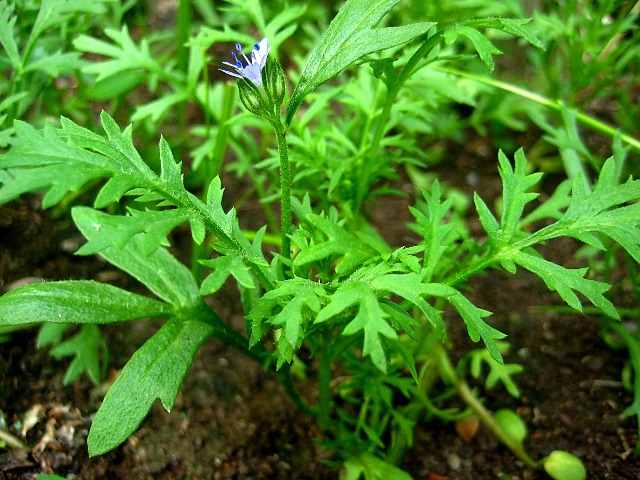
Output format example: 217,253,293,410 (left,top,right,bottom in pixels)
274,117,292,266
201,302,264,363
277,365,317,418
436,347,540,468
176,0,191,75
209,83,237,183
201,302,315,416
191,78,235,281
0,428,26,450
175,0,191,150
317,346,333,430
605,321,640,428
433,65,640,153
370,31,444,155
